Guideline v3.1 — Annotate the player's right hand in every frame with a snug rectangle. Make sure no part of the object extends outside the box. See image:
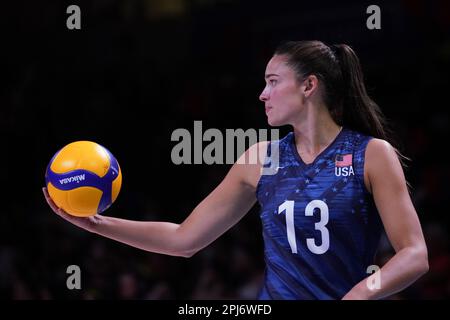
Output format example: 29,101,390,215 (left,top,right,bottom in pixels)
42,187,102,233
